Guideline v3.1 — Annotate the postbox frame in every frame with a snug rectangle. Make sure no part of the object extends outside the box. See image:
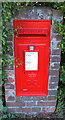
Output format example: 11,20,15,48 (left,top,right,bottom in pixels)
14,19,51,96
